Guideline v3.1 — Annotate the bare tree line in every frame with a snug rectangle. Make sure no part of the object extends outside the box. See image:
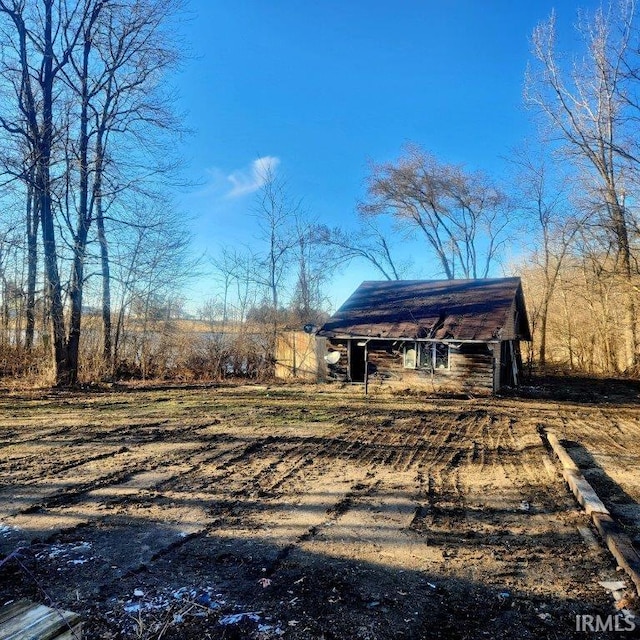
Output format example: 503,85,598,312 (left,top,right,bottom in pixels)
242,0,640,378
0,1,520,384
2,0,640,384
0,0,191,384
522,0,640,375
